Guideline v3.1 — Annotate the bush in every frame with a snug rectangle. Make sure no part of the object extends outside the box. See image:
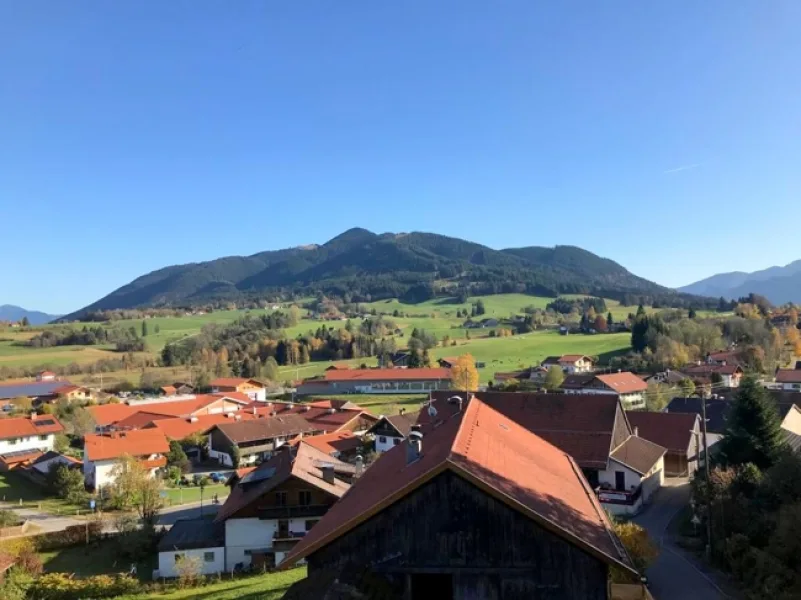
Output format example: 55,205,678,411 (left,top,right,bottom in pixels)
31,522,102,552
0,509,23,528
29,573,139,600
